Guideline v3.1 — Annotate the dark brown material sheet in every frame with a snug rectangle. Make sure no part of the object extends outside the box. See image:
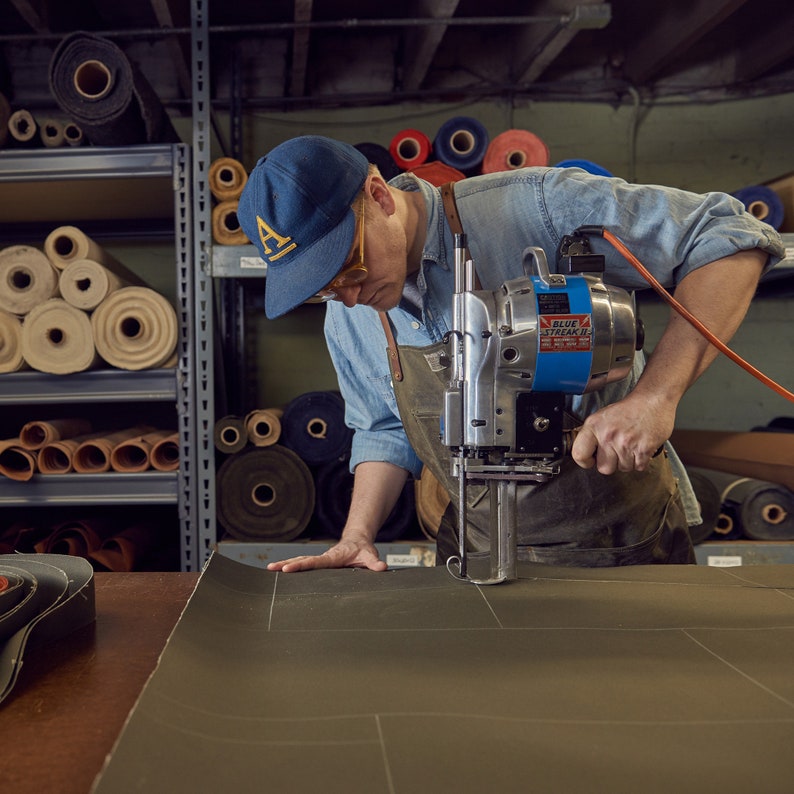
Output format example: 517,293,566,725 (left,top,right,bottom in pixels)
92,556,794,793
